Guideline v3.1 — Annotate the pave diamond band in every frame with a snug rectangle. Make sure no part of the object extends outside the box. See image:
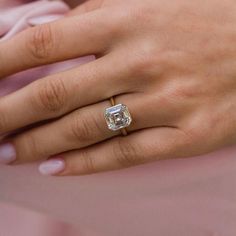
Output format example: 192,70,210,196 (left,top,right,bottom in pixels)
104,97,132,135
